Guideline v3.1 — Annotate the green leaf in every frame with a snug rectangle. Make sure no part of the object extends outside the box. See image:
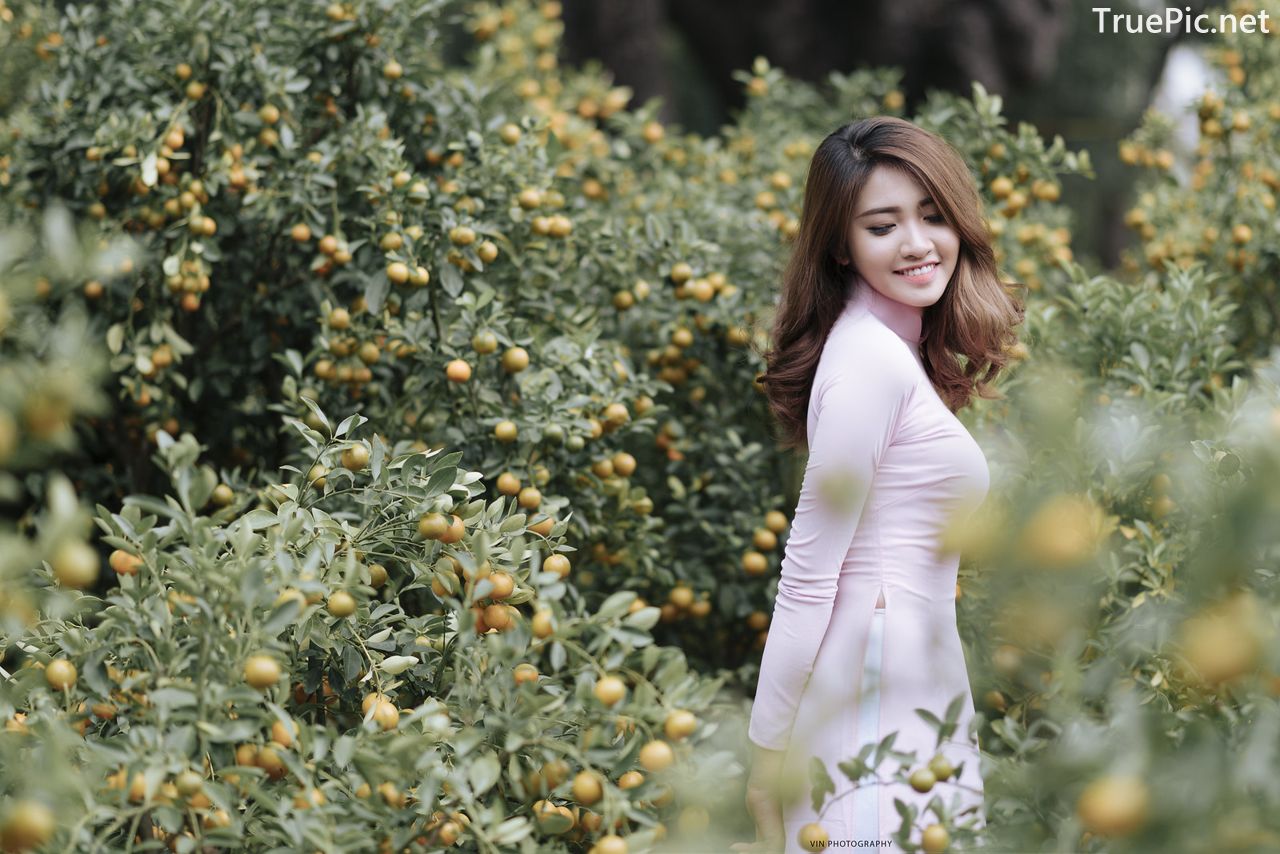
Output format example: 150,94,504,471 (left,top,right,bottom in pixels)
242,509,280,531
424,466,457,498
334,413,366,439
240,563,265,609
607,626,652,647
438,263,463,298
141,152,158,187
549,642,565,672
623,607,660,631
333,735,355,767
298,395,329,432
365,273,389,314
490,817,532,845
149,687,197,710
642,645,662,673
1130,341,1151,372
874,731,898,766
262,598,303,635
341,644,361,682
499,513,528,533
42,205,76,278
468,751,501,796
944,693,965,726
378,655,418,675
915,708,943,731
123,494,182,520
837,756,870,784
808,757,835,813
597,591,637,620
